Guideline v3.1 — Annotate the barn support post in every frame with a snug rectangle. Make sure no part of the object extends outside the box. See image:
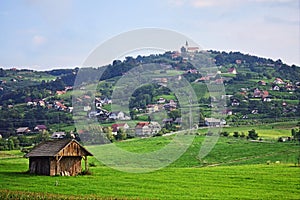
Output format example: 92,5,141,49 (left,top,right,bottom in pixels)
84,156,88,172
56,155,63,175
